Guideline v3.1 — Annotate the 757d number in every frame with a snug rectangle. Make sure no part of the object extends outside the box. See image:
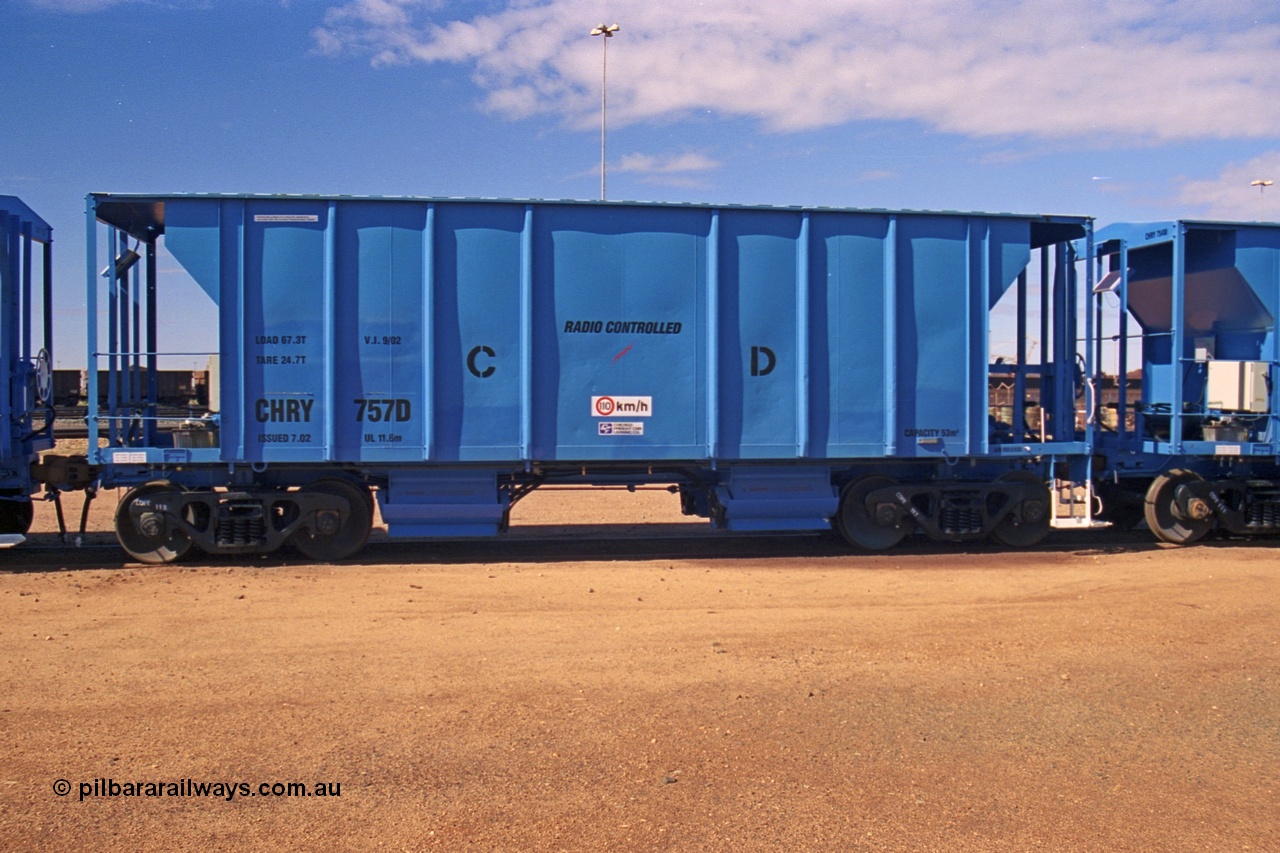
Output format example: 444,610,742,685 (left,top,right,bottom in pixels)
354,398,412,422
